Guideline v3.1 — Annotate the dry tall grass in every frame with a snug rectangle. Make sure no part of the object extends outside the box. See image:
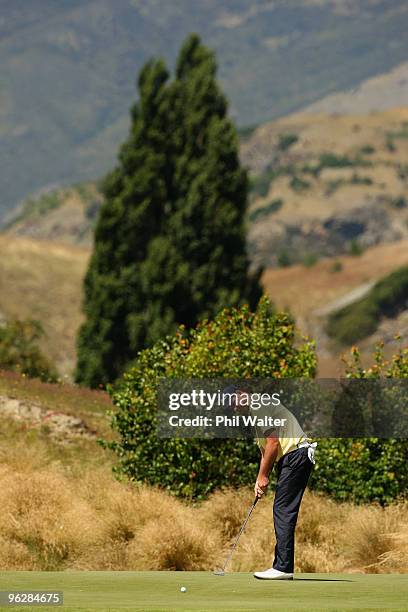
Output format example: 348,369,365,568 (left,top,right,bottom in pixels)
0,456,407,573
